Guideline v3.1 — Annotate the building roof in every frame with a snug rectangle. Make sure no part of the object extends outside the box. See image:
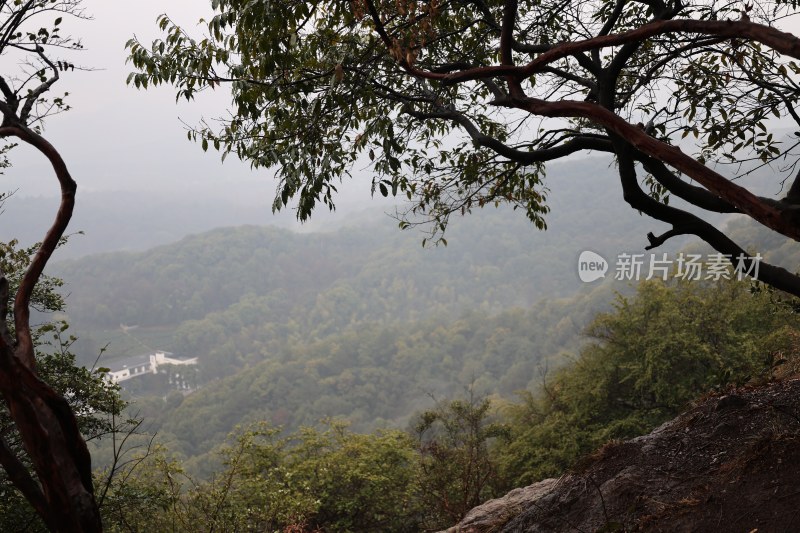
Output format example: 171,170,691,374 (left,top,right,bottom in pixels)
164,354,195,362
106,354,151,373
104,350,197,378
